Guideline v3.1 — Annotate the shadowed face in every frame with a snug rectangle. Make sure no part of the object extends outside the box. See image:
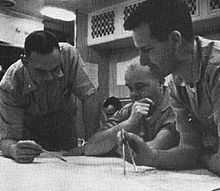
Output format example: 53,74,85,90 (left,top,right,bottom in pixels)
132,23,177,78
25,48,62,83
125,65,162,103
104,105,116,117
